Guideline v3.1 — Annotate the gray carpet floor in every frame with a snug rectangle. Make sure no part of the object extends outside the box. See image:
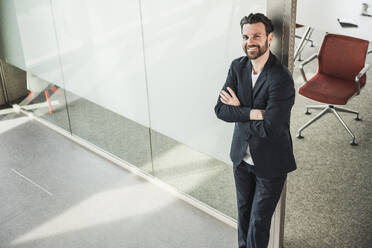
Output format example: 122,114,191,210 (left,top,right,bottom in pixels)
0,116,237,248
284,29,372,248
